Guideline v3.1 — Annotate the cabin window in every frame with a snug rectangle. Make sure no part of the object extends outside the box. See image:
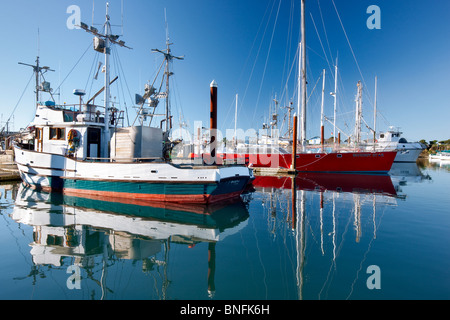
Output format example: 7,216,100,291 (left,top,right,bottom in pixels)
35,128,42,140
49,128,66,140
